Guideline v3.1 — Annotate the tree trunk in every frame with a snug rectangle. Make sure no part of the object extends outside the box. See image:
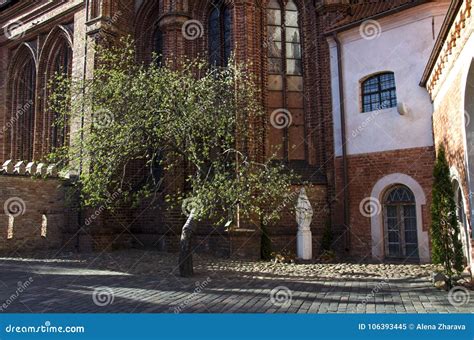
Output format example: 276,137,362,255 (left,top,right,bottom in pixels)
179,210,196,277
